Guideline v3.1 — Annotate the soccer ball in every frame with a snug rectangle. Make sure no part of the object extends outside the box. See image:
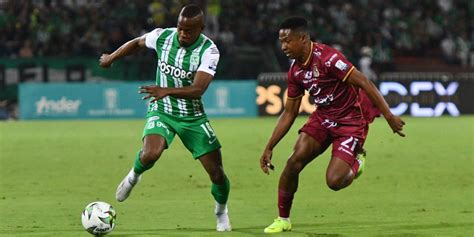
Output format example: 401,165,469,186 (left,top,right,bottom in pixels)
81,201,116,236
